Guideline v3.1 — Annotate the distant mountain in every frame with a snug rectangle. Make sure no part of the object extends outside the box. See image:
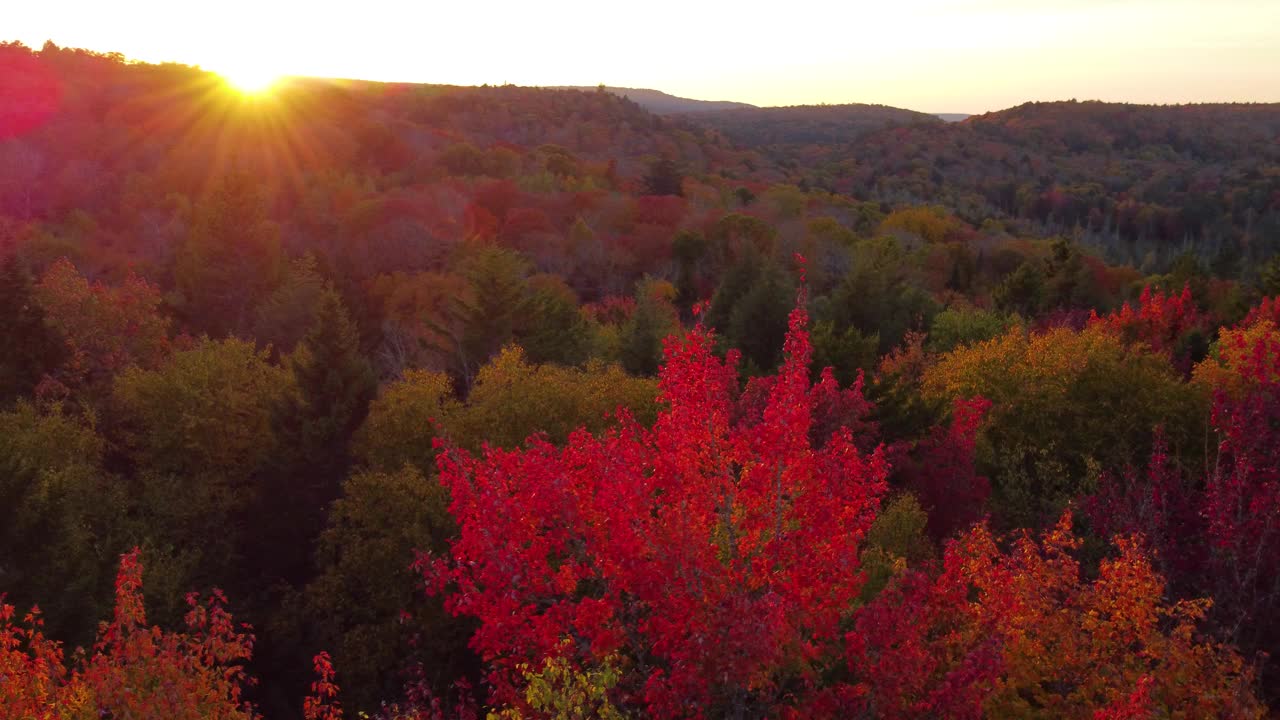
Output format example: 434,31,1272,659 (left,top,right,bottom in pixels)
550,86,756,115
935,113,970,122
808,100,1280,268
677,103,943,147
